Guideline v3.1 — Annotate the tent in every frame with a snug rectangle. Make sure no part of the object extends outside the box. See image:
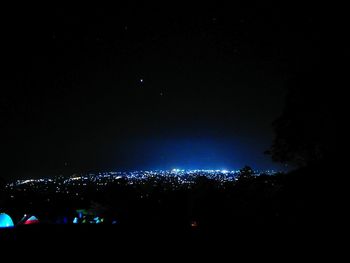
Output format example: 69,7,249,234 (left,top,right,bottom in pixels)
0,213,14,228
18,214,39,225
23,215,39,225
